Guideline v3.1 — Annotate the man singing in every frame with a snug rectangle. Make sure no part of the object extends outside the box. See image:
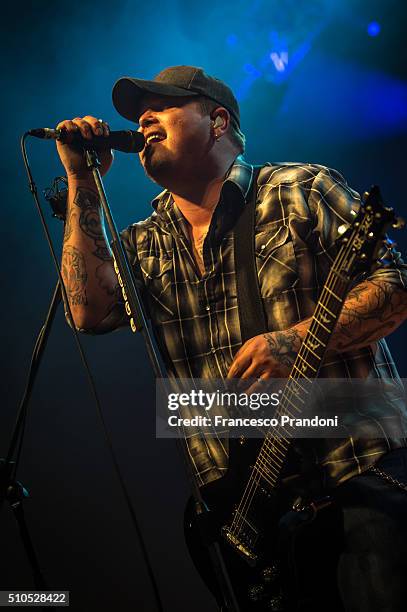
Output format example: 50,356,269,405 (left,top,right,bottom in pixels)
56,66,407,611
